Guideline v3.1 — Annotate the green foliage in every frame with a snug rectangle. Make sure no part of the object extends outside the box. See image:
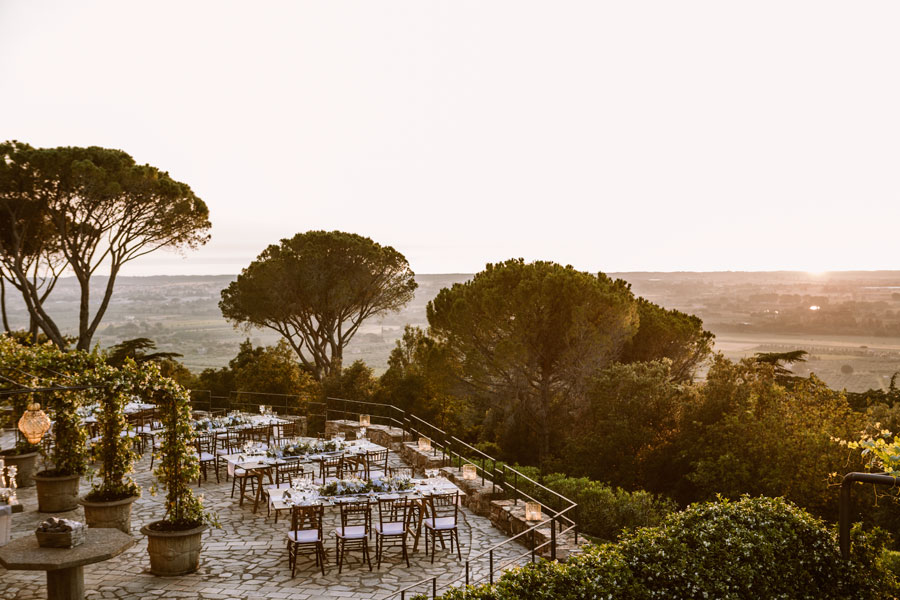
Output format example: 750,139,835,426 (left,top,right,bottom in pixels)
0,141,211,351
220,230,416,381
376,325,468,431
620,297,714,383
323,359,378,402
513,466,676,541
147,363,214,528
106,338,183,367
427,260,639,463
0,335,104,475
565,360,689,491
83,360,143,501
678,355,865,518
427,497,898,600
